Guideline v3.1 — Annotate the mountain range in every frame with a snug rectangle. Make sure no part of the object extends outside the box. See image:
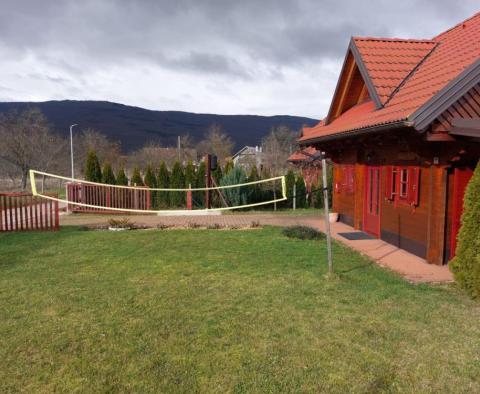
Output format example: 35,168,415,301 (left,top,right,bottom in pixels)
0,100,318,153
